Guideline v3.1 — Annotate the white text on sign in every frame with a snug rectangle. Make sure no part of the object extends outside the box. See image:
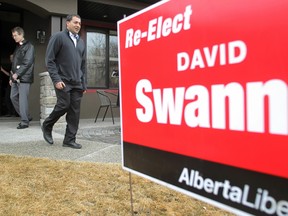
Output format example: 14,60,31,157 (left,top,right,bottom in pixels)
177,40,247,70
125,5,192,48
135,78,288,135
178,168,288,215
